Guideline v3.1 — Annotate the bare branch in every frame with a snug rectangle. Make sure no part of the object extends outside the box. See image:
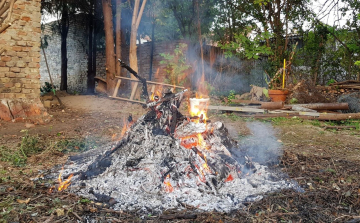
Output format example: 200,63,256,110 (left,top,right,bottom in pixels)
135,0,147,30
